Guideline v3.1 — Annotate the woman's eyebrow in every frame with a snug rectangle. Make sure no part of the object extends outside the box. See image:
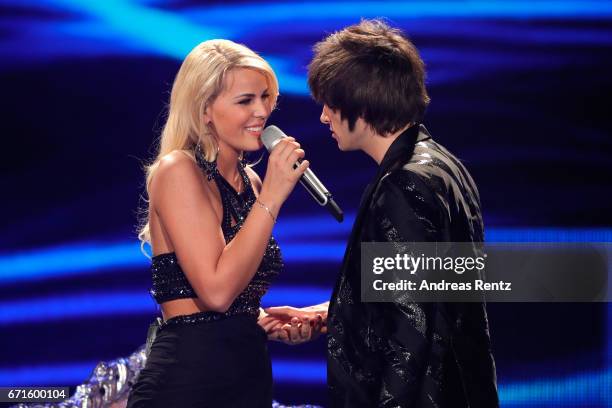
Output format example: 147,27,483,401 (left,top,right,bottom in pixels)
233,93,255,99
233,89,269,99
